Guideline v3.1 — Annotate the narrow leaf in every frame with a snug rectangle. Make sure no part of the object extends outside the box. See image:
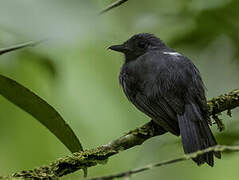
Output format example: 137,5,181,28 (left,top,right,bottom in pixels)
0,40,44,56
0,74,83,153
